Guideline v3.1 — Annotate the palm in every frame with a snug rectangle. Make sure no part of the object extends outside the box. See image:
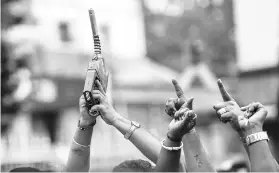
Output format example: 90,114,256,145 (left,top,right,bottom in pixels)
249,110,266,126
229,112,248,131
232,111,265,133
168,107,196,140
